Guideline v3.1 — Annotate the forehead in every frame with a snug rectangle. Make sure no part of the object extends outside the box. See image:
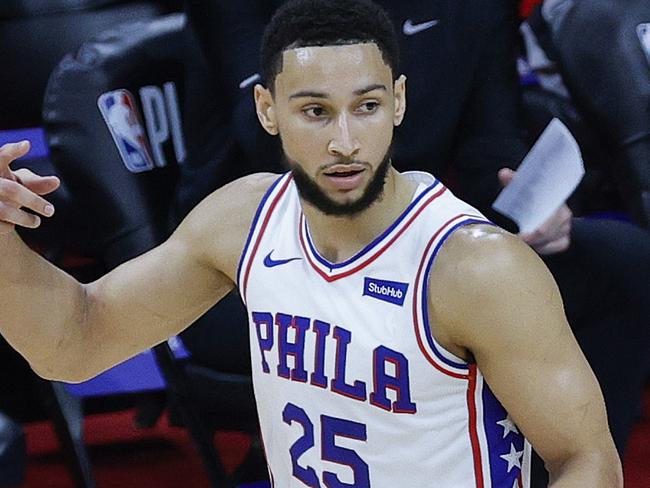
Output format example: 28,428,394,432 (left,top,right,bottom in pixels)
275,43,392,96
